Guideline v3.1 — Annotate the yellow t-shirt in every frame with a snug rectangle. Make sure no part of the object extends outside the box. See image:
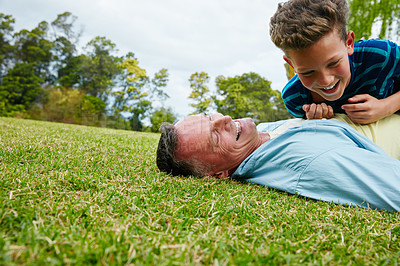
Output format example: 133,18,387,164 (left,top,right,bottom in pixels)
332,113,400,160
